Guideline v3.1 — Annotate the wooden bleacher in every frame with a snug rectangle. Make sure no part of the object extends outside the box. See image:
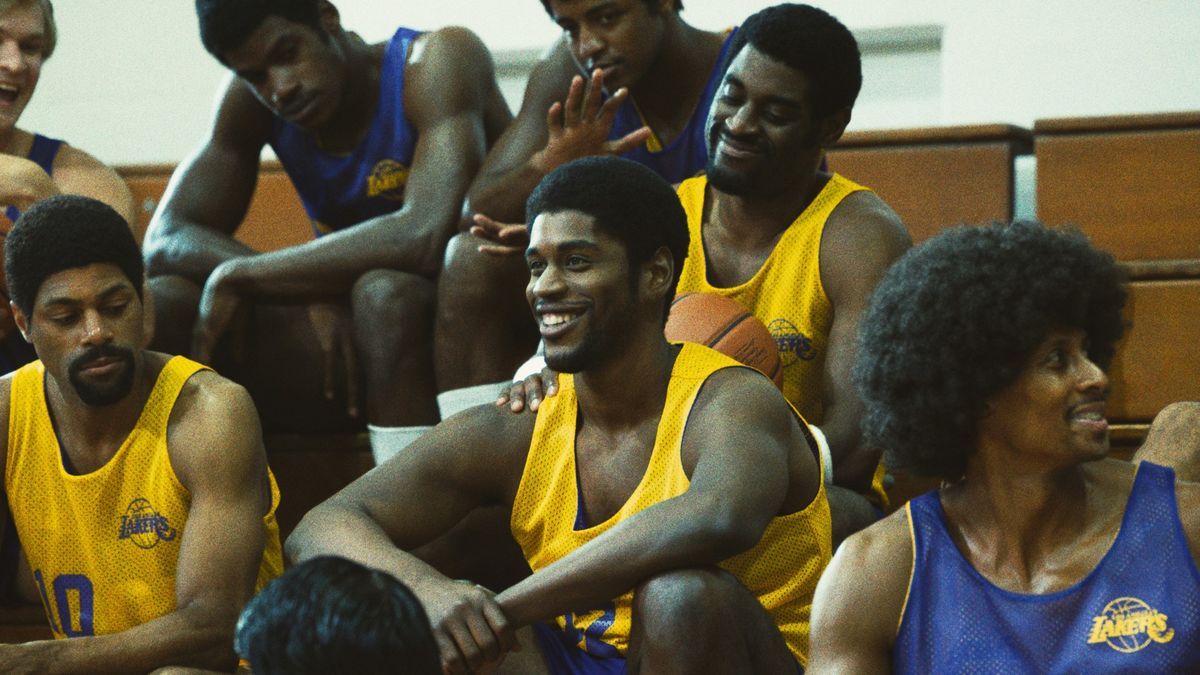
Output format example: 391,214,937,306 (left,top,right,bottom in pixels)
1035,111,1200,444
827,123,1033,243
